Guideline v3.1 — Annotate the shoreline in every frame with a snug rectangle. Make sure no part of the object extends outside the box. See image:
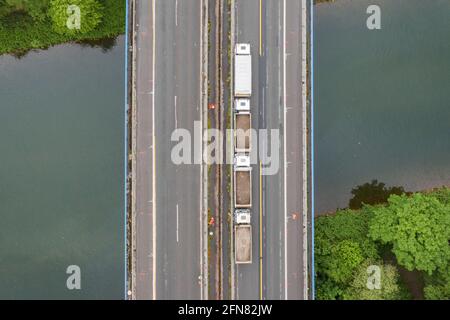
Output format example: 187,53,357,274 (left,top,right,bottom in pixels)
0,35,124,59
317,185,450,217
0,1,125,57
